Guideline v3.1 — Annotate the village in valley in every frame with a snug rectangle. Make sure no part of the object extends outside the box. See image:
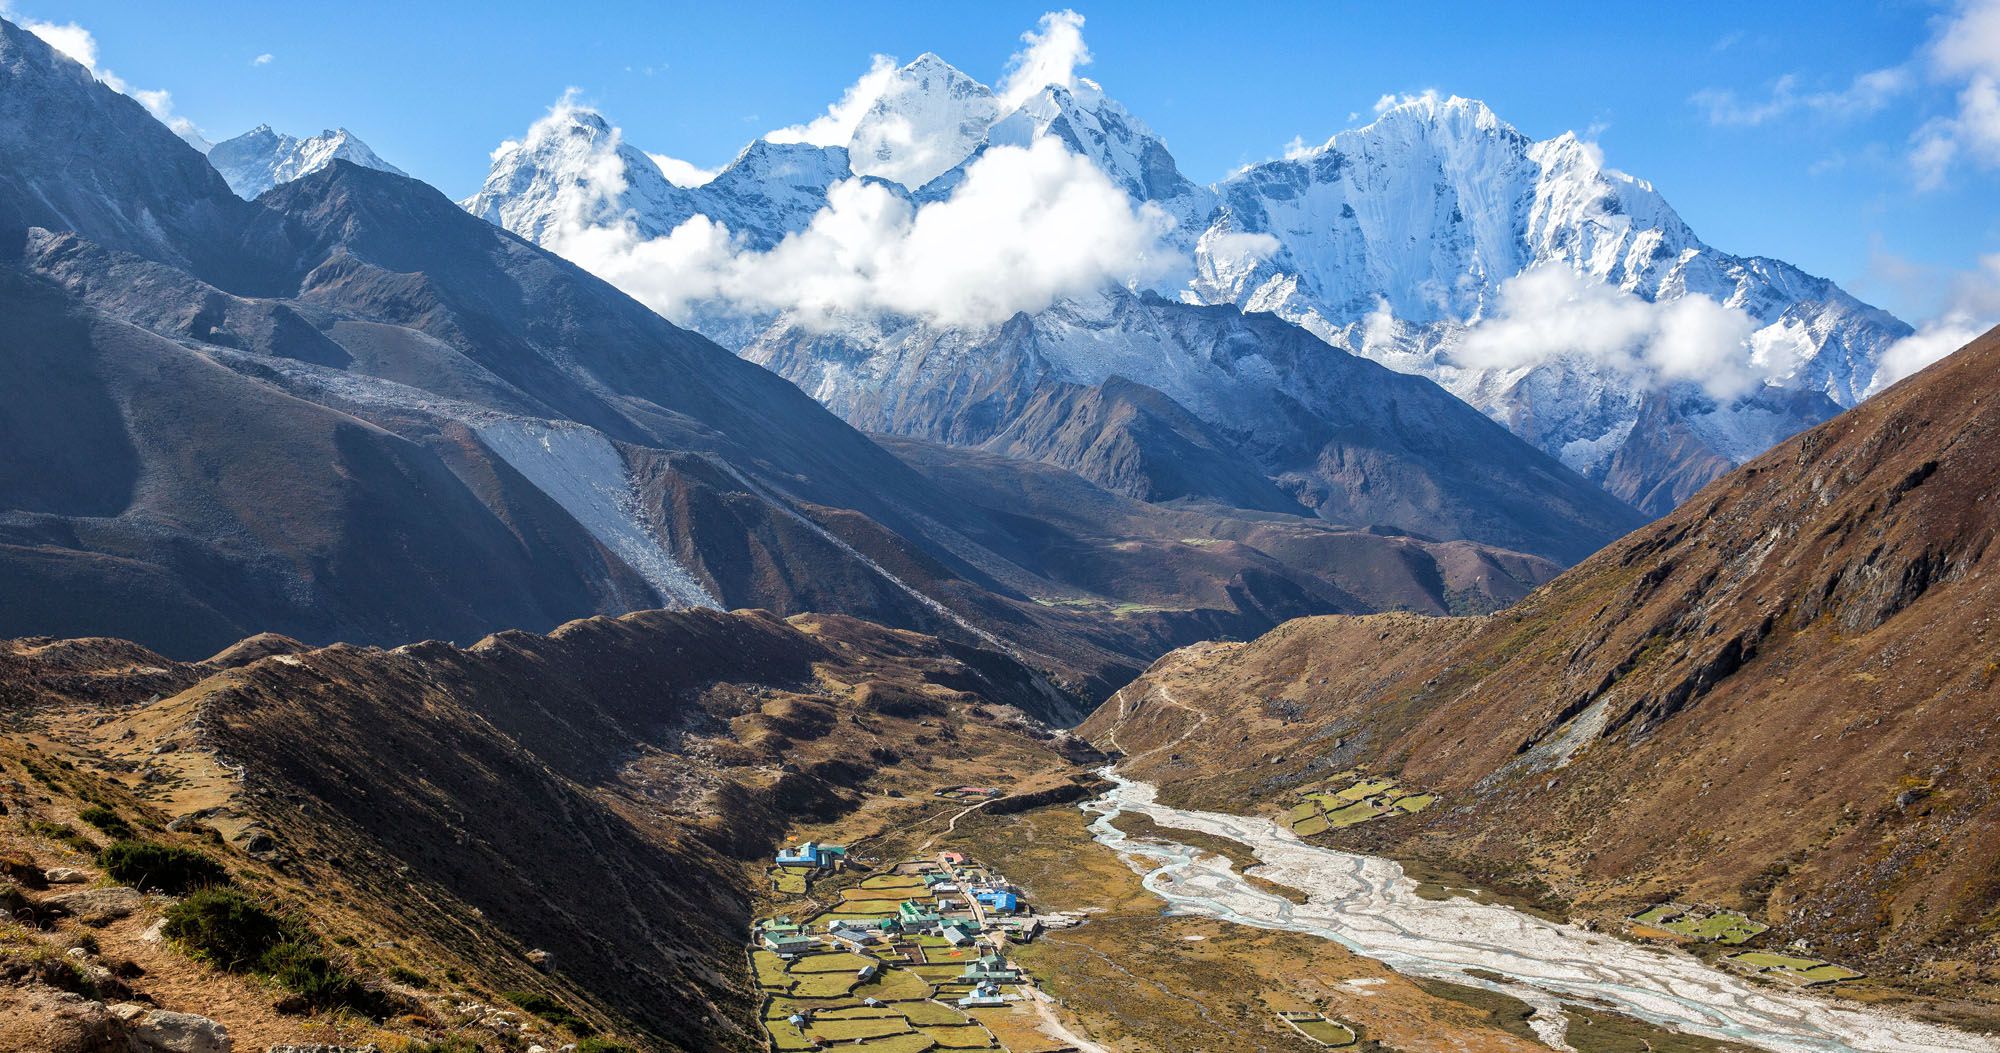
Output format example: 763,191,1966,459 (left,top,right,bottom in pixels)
751,808,1095,1053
